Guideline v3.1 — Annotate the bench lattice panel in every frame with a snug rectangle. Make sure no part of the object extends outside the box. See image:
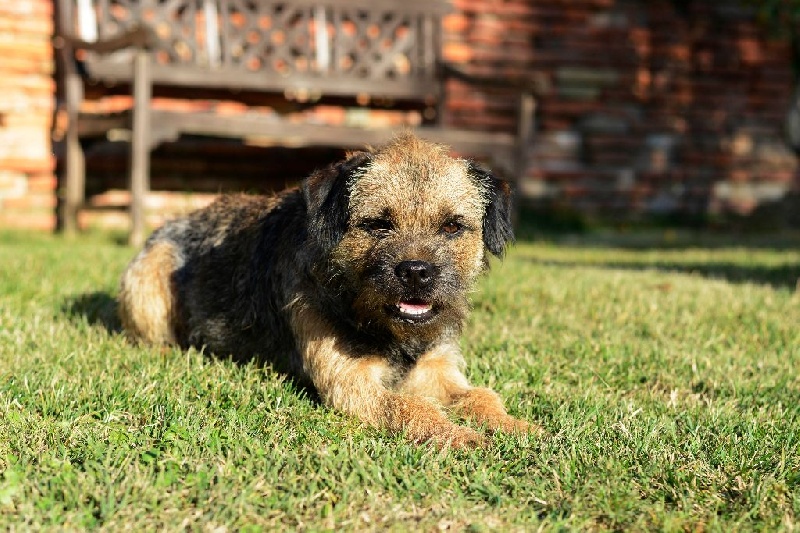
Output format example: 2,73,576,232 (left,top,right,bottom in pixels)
221,1,316,75
333,10,416,79
95,0,203,65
